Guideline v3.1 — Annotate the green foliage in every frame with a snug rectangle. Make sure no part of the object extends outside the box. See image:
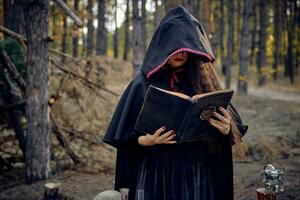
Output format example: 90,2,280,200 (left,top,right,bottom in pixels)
0,38,27,79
